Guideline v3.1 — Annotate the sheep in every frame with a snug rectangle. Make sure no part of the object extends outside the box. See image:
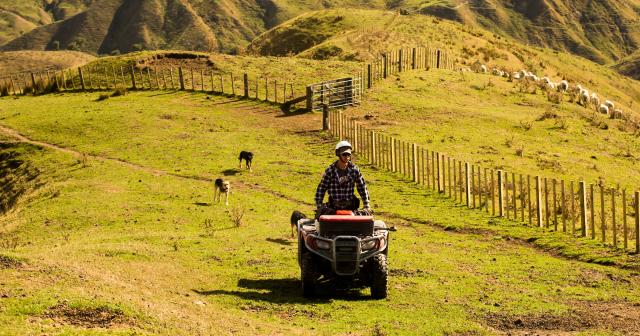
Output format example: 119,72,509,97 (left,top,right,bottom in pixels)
590,93,600,110
604,100,615,110
513,72,522,80
598,104,609,115
518,69,527,78
546,81,556,90
492,68,501,76
480,64,488,73
611,108,624,119
556,80,569,92
579,89,590,106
